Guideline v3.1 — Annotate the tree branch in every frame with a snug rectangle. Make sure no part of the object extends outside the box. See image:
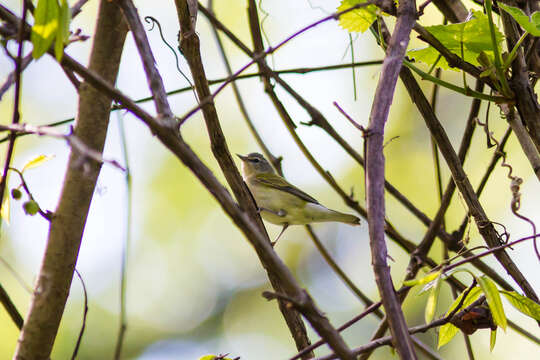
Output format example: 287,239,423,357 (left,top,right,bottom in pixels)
399,63,539,304
365,0,418,358
13,1,128,358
